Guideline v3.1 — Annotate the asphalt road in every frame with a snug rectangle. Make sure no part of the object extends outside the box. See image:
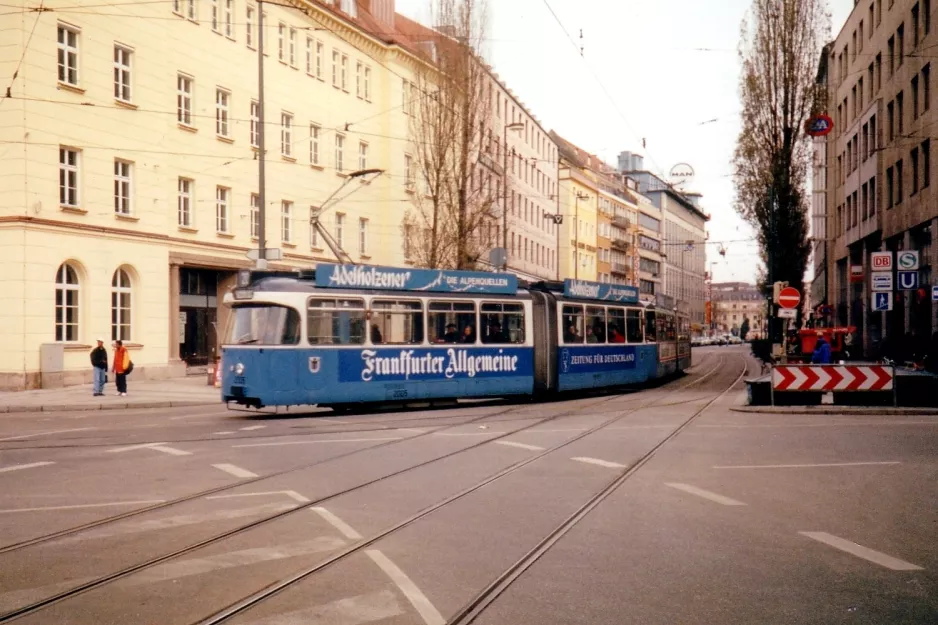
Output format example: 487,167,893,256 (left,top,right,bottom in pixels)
0,345,935,625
